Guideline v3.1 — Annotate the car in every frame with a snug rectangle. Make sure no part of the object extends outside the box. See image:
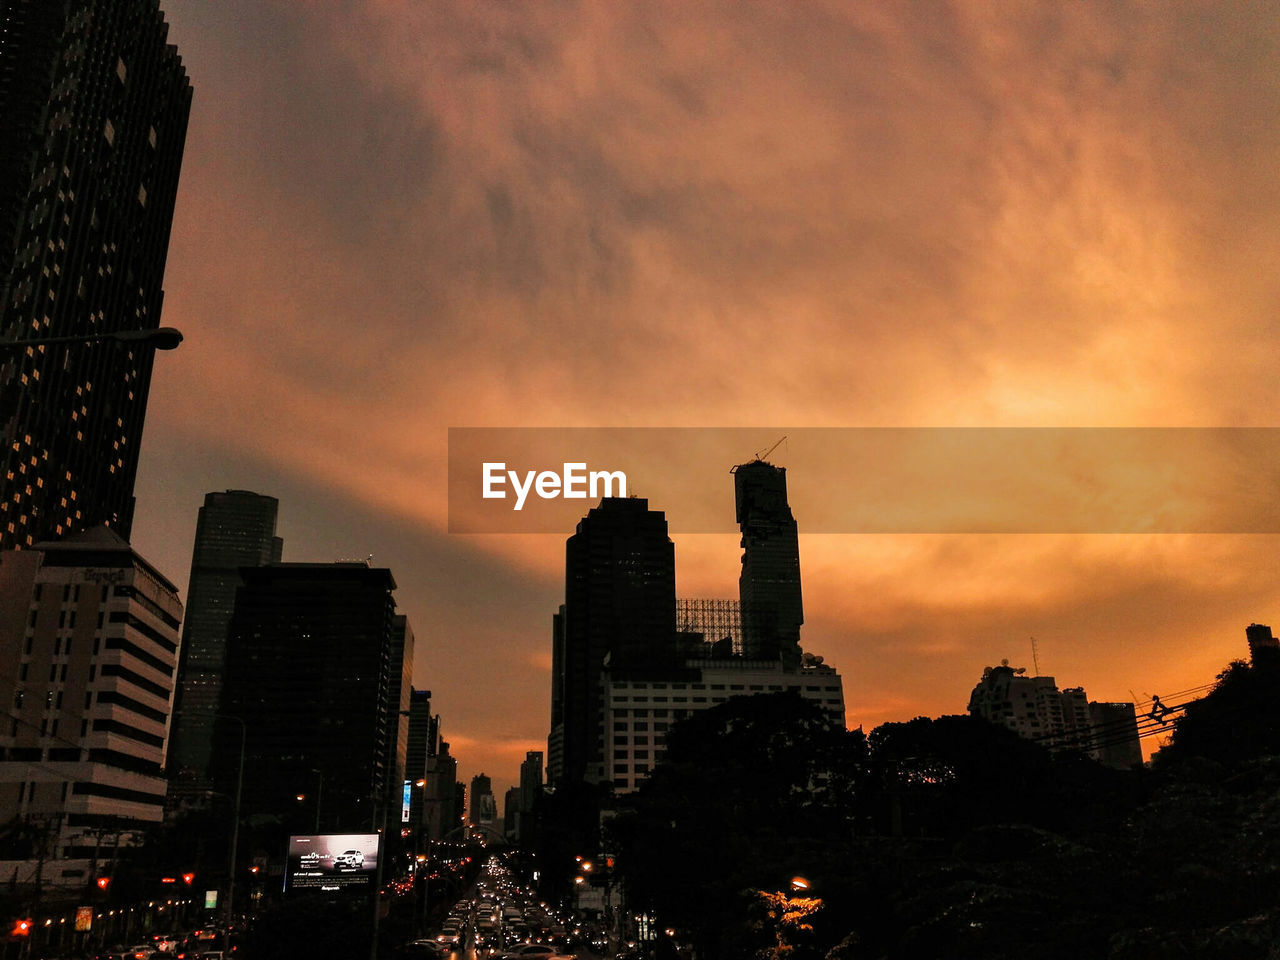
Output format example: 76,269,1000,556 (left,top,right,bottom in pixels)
398,940,448,959
333,849,364,869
